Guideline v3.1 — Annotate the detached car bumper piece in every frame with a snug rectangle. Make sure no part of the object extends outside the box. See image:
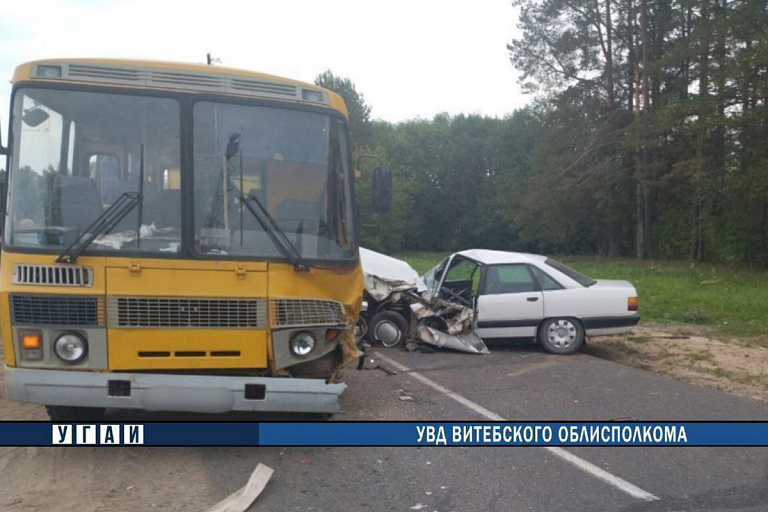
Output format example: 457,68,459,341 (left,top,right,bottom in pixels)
5,367,345,414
